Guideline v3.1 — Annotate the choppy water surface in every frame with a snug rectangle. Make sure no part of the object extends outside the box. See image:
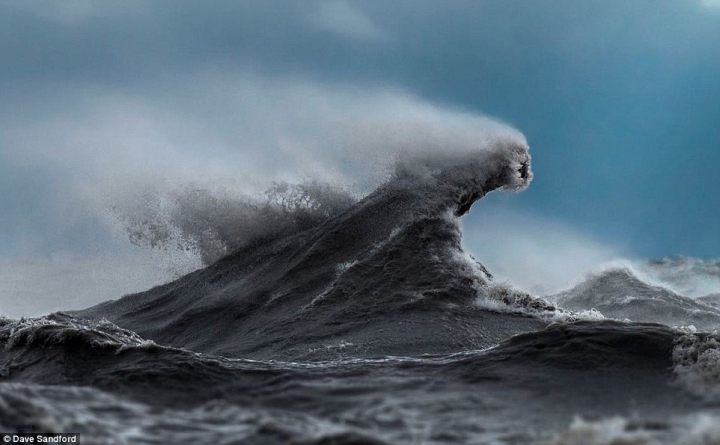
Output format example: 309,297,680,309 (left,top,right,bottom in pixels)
2,140,720,444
